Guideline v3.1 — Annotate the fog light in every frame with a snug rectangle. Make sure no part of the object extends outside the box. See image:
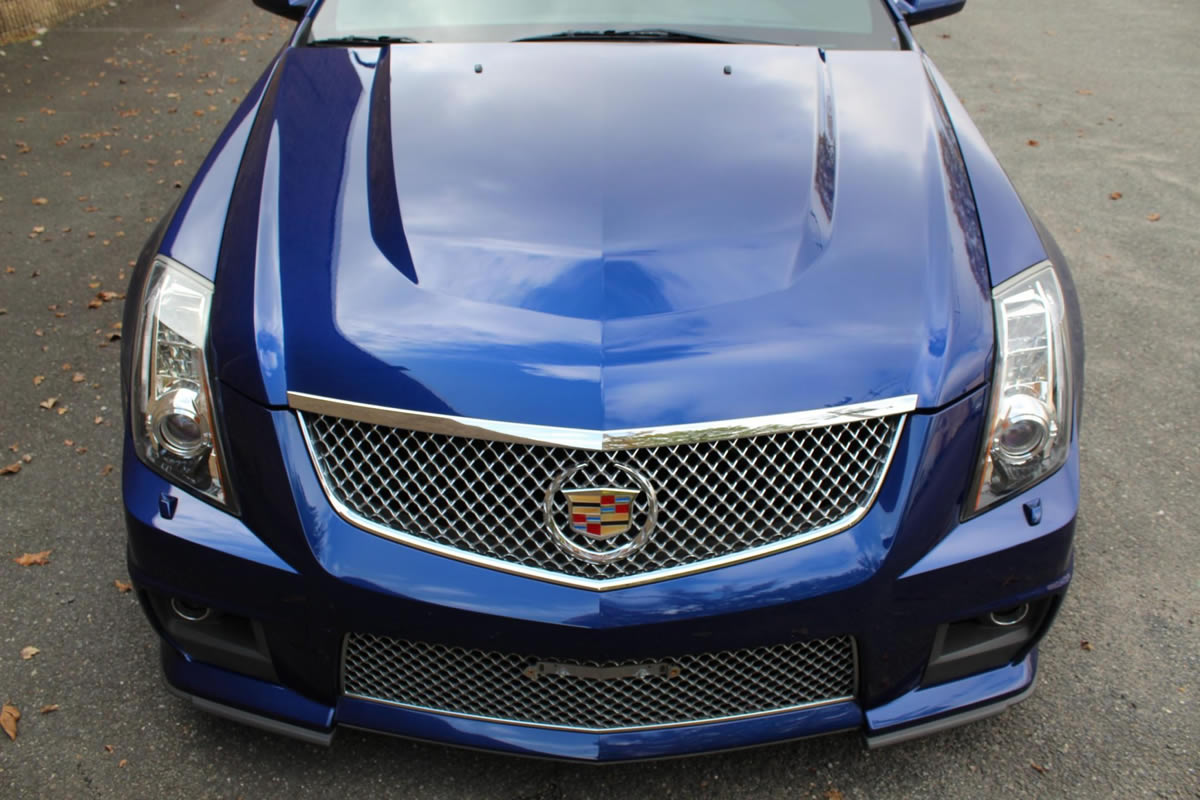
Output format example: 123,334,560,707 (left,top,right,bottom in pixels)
170,597,212,622
149,386,211,459
987,604,1030,627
